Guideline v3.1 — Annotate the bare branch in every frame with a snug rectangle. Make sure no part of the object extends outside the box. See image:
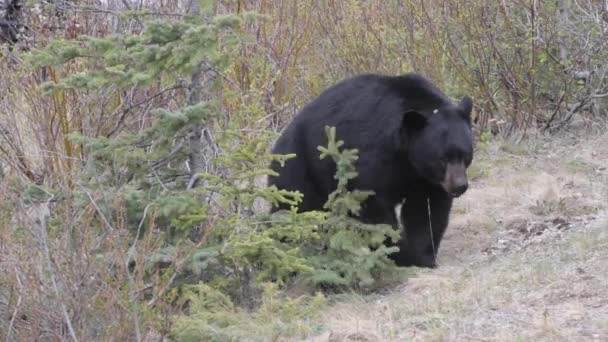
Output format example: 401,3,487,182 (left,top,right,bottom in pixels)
33,188,79,342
